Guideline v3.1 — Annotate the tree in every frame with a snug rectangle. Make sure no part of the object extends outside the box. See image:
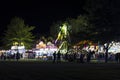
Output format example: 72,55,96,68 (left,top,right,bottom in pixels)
50,21,63,39
67,15,95,44
4,17,35,49
50,15,95,45
47,36,54,43
84,0,120,43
